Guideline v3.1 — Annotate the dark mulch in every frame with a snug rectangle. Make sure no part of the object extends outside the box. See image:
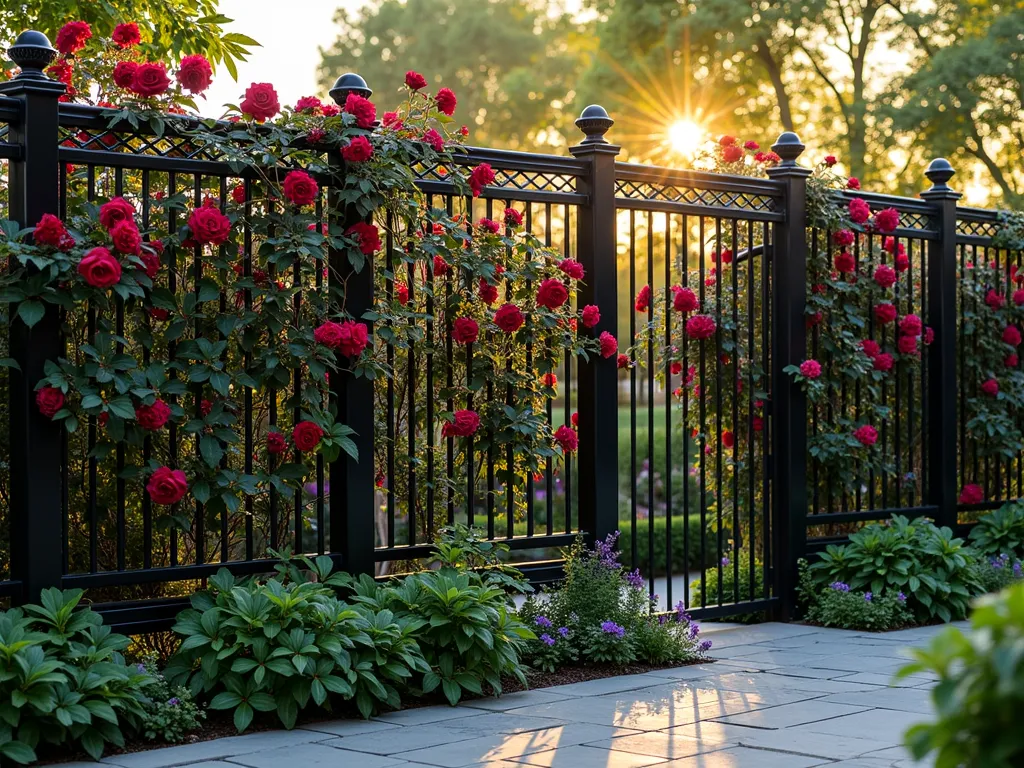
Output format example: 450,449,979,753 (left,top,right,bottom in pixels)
40,658,709,764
